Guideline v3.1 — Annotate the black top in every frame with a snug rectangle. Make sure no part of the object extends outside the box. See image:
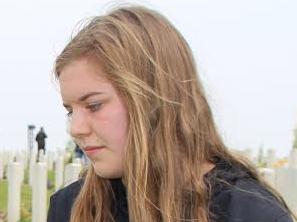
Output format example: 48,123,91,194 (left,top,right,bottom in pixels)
35,129,47,150
47,159,293,222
